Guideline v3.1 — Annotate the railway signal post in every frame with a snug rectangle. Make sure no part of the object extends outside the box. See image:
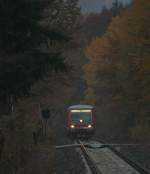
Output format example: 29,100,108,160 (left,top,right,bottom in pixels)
41,109,51,137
